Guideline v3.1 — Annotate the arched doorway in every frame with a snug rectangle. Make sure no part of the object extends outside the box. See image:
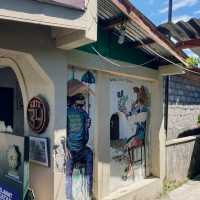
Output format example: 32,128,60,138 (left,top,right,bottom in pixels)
0,66,28,200
0,51,55,200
